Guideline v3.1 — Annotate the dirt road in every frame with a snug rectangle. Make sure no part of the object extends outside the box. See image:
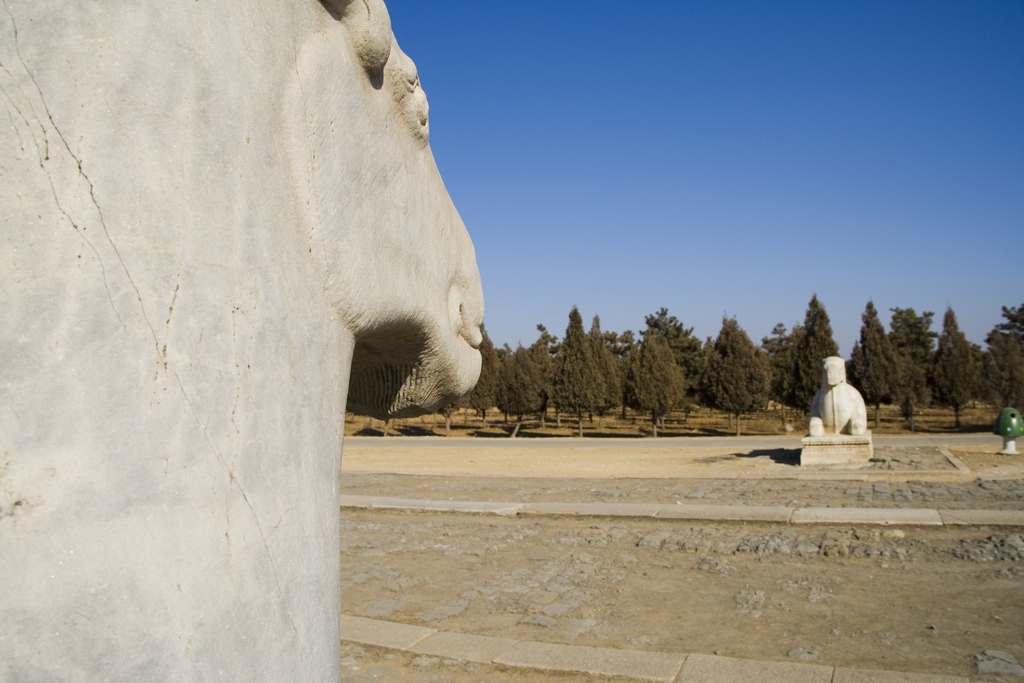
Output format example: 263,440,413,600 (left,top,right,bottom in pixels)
337,437,1024,682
